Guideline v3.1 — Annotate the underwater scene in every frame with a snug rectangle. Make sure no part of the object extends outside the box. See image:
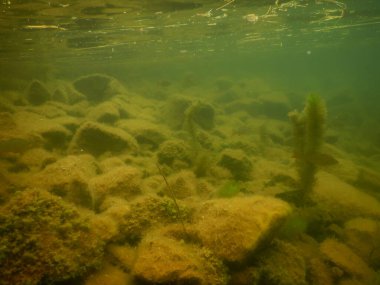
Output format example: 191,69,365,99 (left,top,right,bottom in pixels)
1,0,380,284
